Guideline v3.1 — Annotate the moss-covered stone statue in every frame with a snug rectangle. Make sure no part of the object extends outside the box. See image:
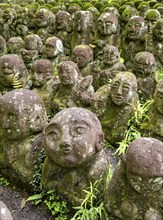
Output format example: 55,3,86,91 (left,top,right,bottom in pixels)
121,16,146,69
152,18,163,69
7,37,25,55
41,107,109,205
42,36,64,67
71,10,94,49
97,71,138,145
20,34,43,70
0,35,6,56
30,59,60,114
141,80,163,142
55,10,72,56
132,51,156,101
0,54,30,94
104,137,163,220
0,89,48,189
99,45,126,87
